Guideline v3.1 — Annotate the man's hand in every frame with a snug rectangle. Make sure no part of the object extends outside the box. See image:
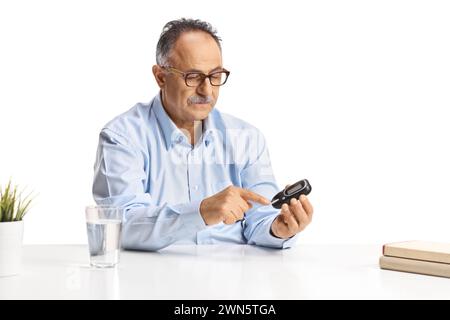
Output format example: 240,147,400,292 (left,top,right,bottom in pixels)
200,185,271,225
271,194,314,239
